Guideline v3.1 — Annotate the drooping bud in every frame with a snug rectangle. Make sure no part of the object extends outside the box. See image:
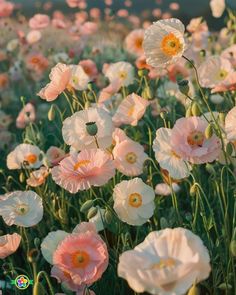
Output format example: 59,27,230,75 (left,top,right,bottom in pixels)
104,209,113,224
48,104,55,121
86,122,98,136
185,106,192,117
187,284,200,295
190,183,198,197
80,200,94,214
87,207,98,219
27,248,40,263
178,79,189,96
19,172,25,183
